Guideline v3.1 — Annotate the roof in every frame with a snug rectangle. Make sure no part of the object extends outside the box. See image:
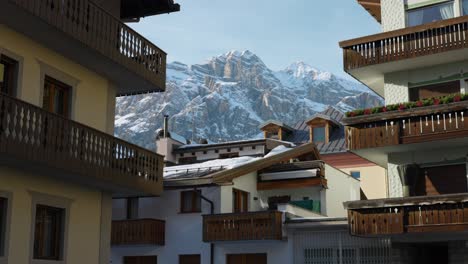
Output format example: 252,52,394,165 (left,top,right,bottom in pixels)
164,143,321,187
259,120,294,132
121,0,181,20
358,0,381,23
173,138,294,154
284,106,347,154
